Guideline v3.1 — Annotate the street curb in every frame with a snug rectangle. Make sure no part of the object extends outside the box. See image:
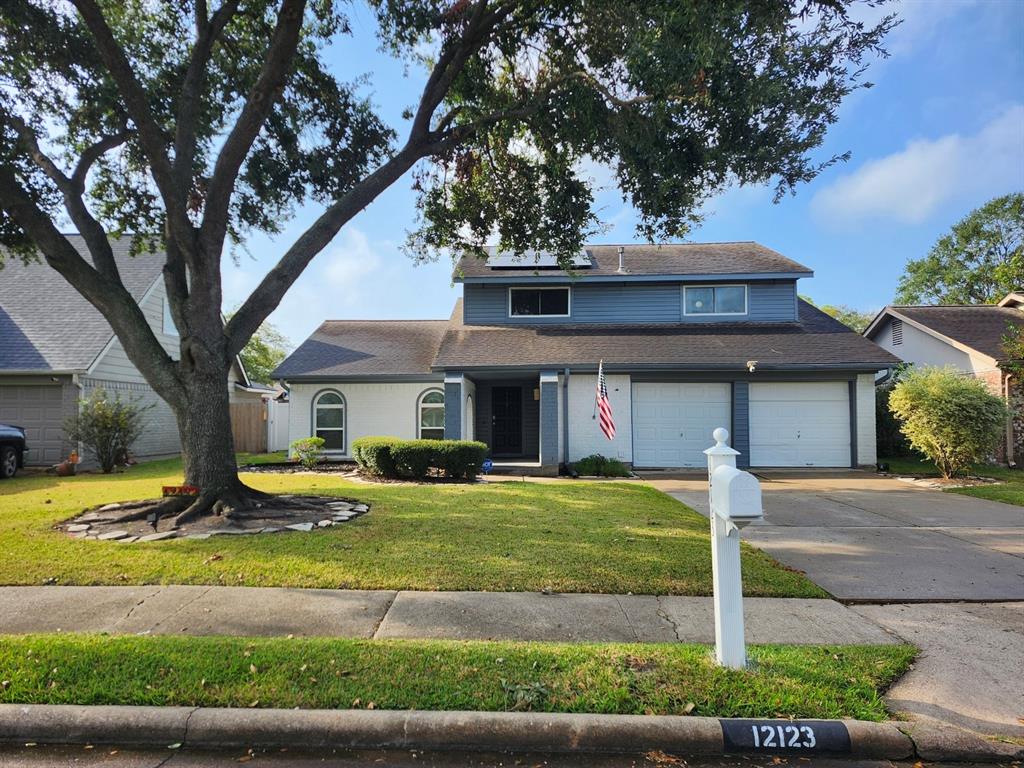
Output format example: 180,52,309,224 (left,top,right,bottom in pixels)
0,704,926,759
898,721,1024,763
